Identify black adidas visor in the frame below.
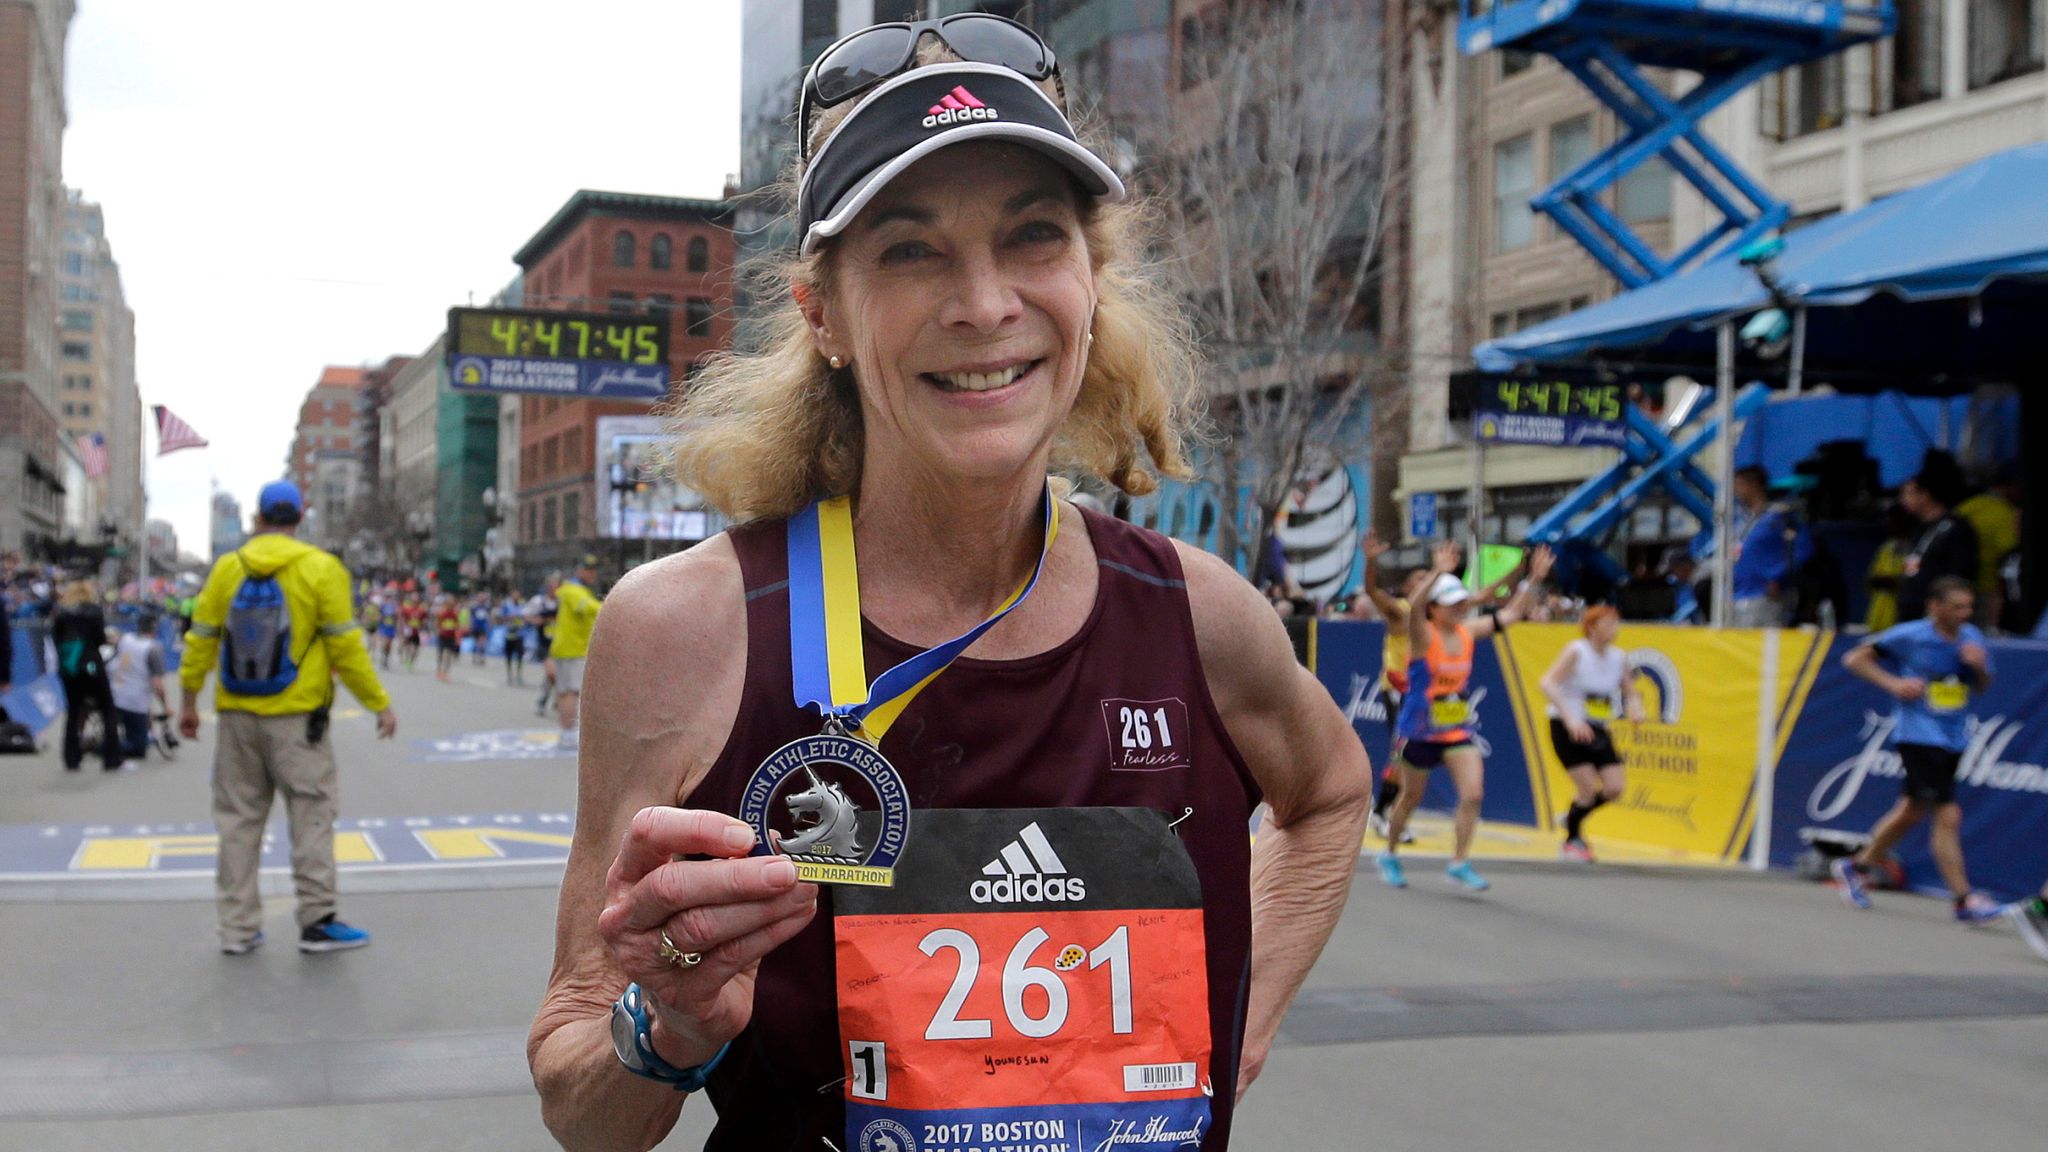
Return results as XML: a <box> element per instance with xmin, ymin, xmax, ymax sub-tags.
<box><xmin>797</xmin><ymin>62</ymin><xmax>1125</xmax><ymax>257</ymax></box>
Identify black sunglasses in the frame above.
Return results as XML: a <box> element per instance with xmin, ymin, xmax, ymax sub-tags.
<box><xmin>798</xmin><ymin>14</ymin><xmax>1060</xmax><ymax>161</ymax></box>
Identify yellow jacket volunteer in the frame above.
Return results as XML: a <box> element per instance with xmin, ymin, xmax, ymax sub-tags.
<box><xmin>181</xmin><ymin>533</ymin><xmax>390</xmax><ymax>715</ymax></box>
<box><xmin>550</xmin><ymin>577</ymin><xmax>601</xmax><ymax>661</ymax></box>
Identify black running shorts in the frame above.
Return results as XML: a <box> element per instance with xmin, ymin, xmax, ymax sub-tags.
<box><xmin>1400</xmin><ymin>738</ymin><xmax>1475</xmax><ymax>771</ymax></box>
<box><xmin>1549</xmin><ymin>718</ymin><xmax>1621</xmax><ymax>769</ymax></box>
<box><xmin>1897</xmin><ymin>742</ymin><xmax>1962</xmax><ymax>806</ymax></box>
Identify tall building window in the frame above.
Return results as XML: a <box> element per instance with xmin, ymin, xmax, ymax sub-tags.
<box><xmin>62</xmin><ymin>252</ymin><xmax>85</xmax><ymax>276</ymax></box>
<box><xmin>1493</xmin><ymin>134</ymin><xmax>1536</xmax><ymax>252</ymax></box>
<box><xmin>1548</xmin><ymin>116</ymin><xmax>1594</xmax><ymax>186</ymax></box>
<box><xmin>525</xmin><ymin>502</ymin><xmax>537</xmax><ymax>543</ymax></box>
<box><xmin>543</xmin><ymin>497</ymin><xmax>558</xmax><ymax>541</ymax></box>
<box><xmin>62</xmin><ymin>342</ymin><xmax>90</xmax><ymax>360</ymax></box>
<box><xmin>685</xmin><ymin>297</ymin><xmax>714</xmax><ymax>337</ymax></box>
<box><xmin>543</xmin><ymin>435</ymin><xmax>560</xmax><ymax>477</ymax></box>
<box><xmin>687</xmin><ymin>235</ymin><xmax>709</xmax><ymax>273</ymax></box>
<box><xmin>564</xmin><ymin>492</ymin><xmax>581</xmax><ymax>538</ymax></box>
<box><xmin>612</xmin><ymin>230</ymin><xmax>636</xmax><ymax>268</ymax></box>
<box><xmin>609</xmin><ymin>291</ymin><xmax>635</xmax><ymax>314</ymax></box>
<box><xmin>651</xmin><ymin>293</ymin><xmax>674</xmax><ymax>313</ymax></box>
<box><xmin>650</xmin><ymin>233</ymin><xmax>673</xmax><ymax>270</ymax></box>
<box><xmin>1971</xmin><ymin>0</ymin><xmax>2045</xmax><ymax>88</ymax></box>
<box><xmin>79</xmin><ymin>402</ymin><xmax>92</xmax><ymax>417</ymax></box>
<box><xmin>62</xmin><ymin>310</ymin><xmax>92</xmax><ymax>330</ymax></box>
<box><xmin>1617</xmin><ymin>157</ymin><xmax>1673</xmax><ymax>223</ymax></box>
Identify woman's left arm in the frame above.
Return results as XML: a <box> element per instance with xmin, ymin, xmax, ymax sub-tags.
<box><xmin>1176</xmin><ymin>544</ymin><xmax>1372</xmax><ymax>1102</ymax></box>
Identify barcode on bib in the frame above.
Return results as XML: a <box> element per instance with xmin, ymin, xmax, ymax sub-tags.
<box><xmin>1123</xmin><ymin>1062</ymin><xmax>1197</xmax><ymax>1092</ymax></box>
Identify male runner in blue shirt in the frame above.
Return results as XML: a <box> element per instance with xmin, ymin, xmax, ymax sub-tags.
<box><xmin>1832</xmin><ymin>576</ymin><xmax>2003</xmax><ymax>922</ymax></box>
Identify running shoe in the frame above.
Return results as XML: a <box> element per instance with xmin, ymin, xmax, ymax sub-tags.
<box><xmin>299</xmin><ymin>916</ymin><xmax>371</xmax><ymax>953</ymax></box>
<box><xmin>1367</xmin><ymin>811</ymin><xmax>1389</xmax><ymax>839</ymax></box>
<box><xmin>1830</xmin><ymin>857</ymin><xmax>1872</xmax><ymax>909</ymax></box>
<box><xmin>1445</xmin><ymin>860</ymin><xmax>1490</xmax><ymax>892</ymax></box>
<box><xmin>1377</xmin><ymin>853</ymin><xmax>1407</xmax><ymax>889</ymax></box>
<box><xmin>1559</xmin><ymin>839</ymin><xmax>1595</xmax><ymax>864</ymax></box>
<box><xmin>2007</xmin><ymin>899</ymin><xmax>2048</xmax><ymax>963</ymax></box>
<box><xmin>1953</xmin><ymin>892</ymin><xmax>2003</xmax><ymax>925</ymax></box>
<box><xmin>221</xmin><ymin>931</ymin><xmax>264</xmax><ymax>956</ymax></box>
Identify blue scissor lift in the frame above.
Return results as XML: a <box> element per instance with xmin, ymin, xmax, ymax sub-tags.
<box><xmin>1458</xmin><ymin>0</ymin><xmax>1893</xmax><ymax>571</ymax></box>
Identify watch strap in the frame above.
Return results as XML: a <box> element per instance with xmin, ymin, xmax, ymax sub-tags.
<box><xmin>615</xmin><ymin>982</ymin><xmax>730</xmax><ymax>1092</ymax></box>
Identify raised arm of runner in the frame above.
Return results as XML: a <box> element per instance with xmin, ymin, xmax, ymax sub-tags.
<box><xmin>1176</xmin><ymin>542</ymin><xmax>1372</xmax><ymax>1101</ymax></box>
<box><xmin>1473</xmin><ymin>544</ymin><xmax>1554</xmax><ymax>637</ymax></box>
<box><xmin>1361</xmin><ymin>532</ymin><xmax>1407</xmax><ymax>625</ymax></box>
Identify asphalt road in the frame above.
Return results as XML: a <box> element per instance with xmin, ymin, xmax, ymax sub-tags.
<box><xmin>0</xmin><ymin>653</ymin><xmax>2040</xmax><ymax>1151</ymax></box>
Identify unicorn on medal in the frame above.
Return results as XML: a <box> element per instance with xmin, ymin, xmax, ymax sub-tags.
<box><xmin>777</xmin><ymin>764</ymin><xmax>864</xmax><ymax>859</ymax></box>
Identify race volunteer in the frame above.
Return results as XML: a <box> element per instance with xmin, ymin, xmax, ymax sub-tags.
<box><xmin>548</xmin><ymin>555</ymin><xmax>603</xmax><ymax>751</ymax></box>
<box><xmin>529</xmin><ymin>21</ymin><xmax>1370</xmax><ymax>1151</ymax></box>
<box><xmin>180</xmin><ymin>480</ymin><xmax>397</xmax><ymax>955</ymax></box>
<box><xmin>1831</xmin><ymin>575</ymin><xmax>2003</xmax><ymax>922</ymax></box>
<box><xmin>1380</xmin><ymin>540</ymin><xmax>1551</xmax><ymax>893</ymax></box>
<box><xmin>1539</xmin><ymin>605</ymin><xmax>1641</xmax><ymax>863</ymax></box>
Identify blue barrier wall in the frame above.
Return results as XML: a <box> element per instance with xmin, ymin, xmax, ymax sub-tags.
<box><xmin>1771</xmin><ymin>634</ymin><xmax>2048</xmax><ymax>902</ymax></box>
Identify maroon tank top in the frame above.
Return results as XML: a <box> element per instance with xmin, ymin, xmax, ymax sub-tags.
<box><xmin>690</xmin><ymin>507</ymin><xmax>1262</xmax><ymax>1150</ymax></box>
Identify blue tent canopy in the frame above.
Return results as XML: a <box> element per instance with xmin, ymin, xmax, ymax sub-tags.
<box><xmin>1475</xmin><ymin>142</ymin><xmax>2048</xmax><ymax>387</ymax></box>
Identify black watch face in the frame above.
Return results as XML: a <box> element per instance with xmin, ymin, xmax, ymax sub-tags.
<box><xmin>610</xmin><ymin>1000</ymin><xmax>646</xmax><ymax>1072</ymax></box>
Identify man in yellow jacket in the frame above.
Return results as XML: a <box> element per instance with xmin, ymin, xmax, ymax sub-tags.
<box><xmin>180</xmin><ymin>481</ymin><xmax>397</xmax><ymax>956</ymax></box>
<box><xmin>547</xmin><ymin>554</ymin><xmax>603</xmax><ymax>752</ymax></box>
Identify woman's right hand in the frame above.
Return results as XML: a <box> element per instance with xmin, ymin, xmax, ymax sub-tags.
<box><xmin>596</xmin><ymin>807</ymin><xmax>819</xmax><ymax>1066</ymax></box>
<box><xmin>1565</xmin><ymin>718</ymin><xmax>1596</xmax><ymax>744</ymax></box>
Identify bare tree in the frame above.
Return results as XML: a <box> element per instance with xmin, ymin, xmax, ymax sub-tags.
<box><xmin>1160</xmin><ymin>0</ymin><xmax>1397</xmax><ymax>584</ymax></box>
<box><xmin>335</xmin><ymin>471</ymin><xmax>435</xmax><ymax>577</ymax></box>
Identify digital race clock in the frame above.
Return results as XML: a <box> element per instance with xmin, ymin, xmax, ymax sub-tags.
<box><xmin>446</xmin><ymin>307</ymin><xmax>672</xmax><ymax>399</ymax></box>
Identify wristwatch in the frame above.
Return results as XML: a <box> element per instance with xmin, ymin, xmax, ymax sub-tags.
<box><xmin>609</xmin><ymin>983</ymin><xmax>729</xmax><ymax>1092</ymax></box>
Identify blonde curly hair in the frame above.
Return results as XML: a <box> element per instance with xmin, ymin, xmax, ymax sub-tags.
<box><xmin>667</xmin><ymin>42</ymin><xmax>1202</xmax><ymax>523</ymax></box>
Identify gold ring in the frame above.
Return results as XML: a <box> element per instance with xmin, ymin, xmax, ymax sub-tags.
<box><xmin>657</xmin><ymin>930</ymin><xmax>703</xmax><ymax>968</ymax></box>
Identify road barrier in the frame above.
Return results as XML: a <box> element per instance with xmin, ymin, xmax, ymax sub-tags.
<box><xmin>1312</xmin><ymin>620</ymin><xmax>2048</xmax><ymax>898</ymax></box>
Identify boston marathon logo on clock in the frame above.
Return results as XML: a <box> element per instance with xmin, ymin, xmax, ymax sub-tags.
<box><xmin>739</xmin><ymin>730</ymin><xmax>911</xmax><ymax>887</ymax></box>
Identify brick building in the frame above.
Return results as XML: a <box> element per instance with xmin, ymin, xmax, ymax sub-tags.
<box><xmin>510</xmin><ymin>191</ymin><xmax>735</xmax><ymax>586</ymax></box>
<box><xmin>285</xmin><ymin>366</ymin><xmax>367</xmax><ymax>548</ymax></box>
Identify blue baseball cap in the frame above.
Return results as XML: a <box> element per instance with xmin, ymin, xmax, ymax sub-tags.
<box><xmin>258</xmin><ymin>480</ymin><xmax>304</xmax><ymax>519</ymax></box>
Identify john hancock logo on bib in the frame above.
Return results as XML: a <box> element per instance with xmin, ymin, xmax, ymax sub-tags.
<box><xmin>1101</xmin><ymin>698</ymin><xmax>1192</xmax><ymax>773</ymax></box>
<box><xmin>741</xmin><ymin>731</ymin><xmax>910</xmax><ymax>887</ymax></box>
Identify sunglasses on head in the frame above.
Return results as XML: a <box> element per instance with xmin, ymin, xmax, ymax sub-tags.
<box><xmin>798</xmin><ymin>14</ymin><xmax>1060</xmax><ymax>161</ymax></box>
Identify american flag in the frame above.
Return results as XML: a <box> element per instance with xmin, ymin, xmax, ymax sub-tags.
<box><xmin>76</xmin><ymin>432</ymin><xmax>109</xmax><ymax>479</ymax></box>
<box><xmin>152</xmin><ymin>404</ymin><xmax>209</xmax><ymax>455</ymax></box>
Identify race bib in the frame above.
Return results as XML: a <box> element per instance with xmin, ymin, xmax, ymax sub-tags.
<box><xmin>1584</xmin><ymin>696</ymin><xmax>1615</xmax><ymax>722</ymax></box>
<box><xmin>834</xmin><ymin>807</ymin><xmax>1214</xmax><ymax>1152</ymax></box>
<box><xmin>1926</xmin><ymin>679</ymin><xmax>1968</xmax><ymax>713</ymax></box>
<box><xmin>1429</xmin><ymin>695</ymin><xmax>1472</xmax><ymax>729</ymax></box>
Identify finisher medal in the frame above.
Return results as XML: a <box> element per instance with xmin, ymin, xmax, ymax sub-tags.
<box><xmin>746</xmin><ymin>485</ymin><xmax>1059</xmax><ymax>886</ymax></box>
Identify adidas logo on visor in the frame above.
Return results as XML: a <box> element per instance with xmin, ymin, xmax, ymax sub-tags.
<box><xmin>969</xmin><ymin>821</ymin><xmax>1087</xmax><ymax>904</ymax></box>
<box><xmin>923</xmin><ymin>84</ymin><xmax>999</xmax><ymax>129</ymax></box>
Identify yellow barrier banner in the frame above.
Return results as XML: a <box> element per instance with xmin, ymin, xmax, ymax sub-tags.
<box><xmin>1496</xmin><ymin>623</ymin><xmax>1827</xmax><ymax>862</ymax></box>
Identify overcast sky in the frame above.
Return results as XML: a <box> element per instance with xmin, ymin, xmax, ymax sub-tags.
<box><xmin>62</xmin><ymin>0</ymin><xmax>743</xmax><ymax>555</ymax></box>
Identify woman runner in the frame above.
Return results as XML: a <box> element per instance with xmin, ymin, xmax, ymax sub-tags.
<box><xmin>1380</xmin><ymin>541</ymin><xmax>1551</xmax><ymax>892</ymax></box>
<box><xmin>1539</xmin><ymin>605</ymin><xmax>1640</xmax><ymax>862</ymax></box>
<box><xmin>528</xmin><ymin>21</ymin><xmax>1370</xmax><ymax>1148</ymax></box>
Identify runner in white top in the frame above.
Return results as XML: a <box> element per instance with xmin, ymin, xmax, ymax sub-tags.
<box><xmin>1538</xmin><ymin>605</ymin><xmax>1641</xmax><ymax>862</ymax></box>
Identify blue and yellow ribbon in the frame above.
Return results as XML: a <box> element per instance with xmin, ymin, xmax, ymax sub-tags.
<box><xmin>787</xmin><ymin>485</ymin><xmax>1058</xmax><ymax>744</ymax></box>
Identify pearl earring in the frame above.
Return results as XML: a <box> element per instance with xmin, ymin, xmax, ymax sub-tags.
<box><xmin>828</xmin><ymin>355</ymin><xmax>845</xmax><ymax>370</ymax></box>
